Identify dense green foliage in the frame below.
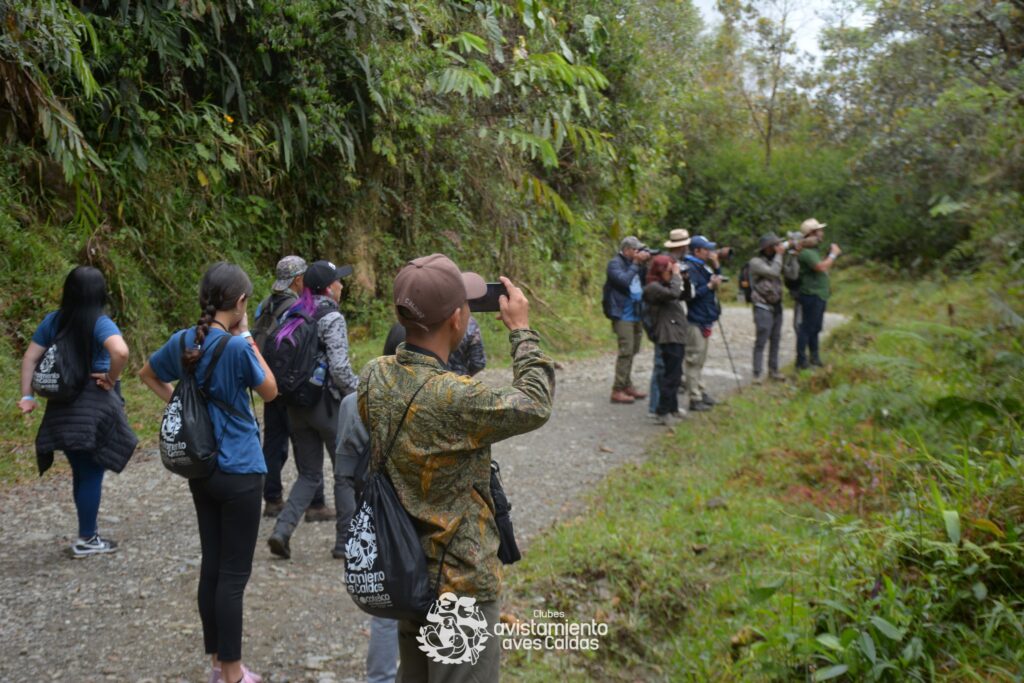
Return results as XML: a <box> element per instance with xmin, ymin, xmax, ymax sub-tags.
<box><xmin>670</xmin><ymin>0</ymin><xmax>1024</xmax><ymax>266</ymax></box>
<box><xmin>1</xmin><ymin>0</ymin><xmax>687</xmax><ymax>362</ymax></box>
<box><xmin>2</xmin><ymin>0</ymin><xmax>1021</xmax><ymax>363</ymax></box>
<box><xmin>506</xmin><ymin>268</ymin><xmax>1024</xmax><ymax>681</ymax></box>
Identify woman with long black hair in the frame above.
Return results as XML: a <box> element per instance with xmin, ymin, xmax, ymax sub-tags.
<box><xmin>139</xmin><ymin>262</ymin><xmax>277</xmax><ymax>683</ymax></box>
<box><xmin>18</xmin><ymin>266</ymin><xmax>133</xmax><ymax>557</ymax></box>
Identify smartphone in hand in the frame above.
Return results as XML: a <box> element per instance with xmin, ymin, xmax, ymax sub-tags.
<box><xmin>469</xmin><ymin>282</ymin><xmax>509</xmax><ymax>312</ymax></box>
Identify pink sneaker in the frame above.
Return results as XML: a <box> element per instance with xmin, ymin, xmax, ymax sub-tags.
<box><xmin>217</xmin><ymin>664</ymin><xmax>261</xmax><ymax>683</ymax></box>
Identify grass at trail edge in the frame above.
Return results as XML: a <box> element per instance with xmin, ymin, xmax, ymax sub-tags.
<box><xmin>503</xmin><ymin>267</ymin><xmax>1024</xmax><ymax>682</ymax></box>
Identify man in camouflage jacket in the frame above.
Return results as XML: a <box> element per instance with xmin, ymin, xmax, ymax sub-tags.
<box><xmin>355</xmin><ymin>254</ymin><xmax>554</xmax><ymax>682</ymax></box>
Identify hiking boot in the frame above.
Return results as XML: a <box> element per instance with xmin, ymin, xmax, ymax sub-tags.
<box><xmin>625</xmin><ymin>386</ymin><xmax>648</xmax><ymax>400</ymax></box>
<box><xmin>689</xmin><ymin>401</ymin><xmax>712</xmax><ymax>412</ymax></box>
<box><xmin>796</xmin><ymin>358</ymin><xmax>810</xmax><ymax>370</ymax></box>
<box><xmin>267</xmin><ymin>531</ymin><xmax>291</xmax><ymax>559</ymax></box>
<box><xmin>671</xmin><ymin>410</ymin><xmax>687</xmax><ymax>419</ymax></box>
<box><xmin>752</xmin><ymin>374</ymin><xmax>764</xmax><ymax>385</ymax></box>
<box><xmin>71</xmin><ymin>535</ymin><xmax>118</xmax><ymax>558</ymax></box>
<box><xmin>262</xmin><ymin>500</ymin><xmax>284</xmax><ymax>518</ymax></box>
<box><xmin>305</xmin><ymin>504</ymin><xmax>335</xmax><ymax>523</ymax></box>
<box><xmin>610</xmin><ymin>390</ymin><xmax>635</xmax><ymax>404</ymax></box>
<box><xmin>770</xmin><ymin>371</ymin><xmax>787</xmax><ymax>382</ymax></box>
<box><xmin>701</xmin><ymin>393</ymin><xmax>717</xmax><ymax>406</ymax></box>
<box><xmin>810</xmin><ymin>356</ymin><xmax>824</xmax><ymax>368</ymax></box>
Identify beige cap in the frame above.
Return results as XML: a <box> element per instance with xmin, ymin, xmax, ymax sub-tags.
<box><xmin>800</xmin><ymin>218</ymin><xmax>827</xmax><ymax>236</ymax></box>
<box><xmin>664</xmin><ymin>229</ymin><xmax>691</xmax><ymax>249</ymax></box>
<box><xmin>393</xmin><ymin>254</ymin><xmax>486</xmax><ymax>329</ymax></box>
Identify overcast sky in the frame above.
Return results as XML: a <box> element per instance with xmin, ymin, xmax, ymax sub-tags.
<box><xmin>689</xmin><ymin>0</ymin><xmax>863</xmax><ymax>60</ymax></box>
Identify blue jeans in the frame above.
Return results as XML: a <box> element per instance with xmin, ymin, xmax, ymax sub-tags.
<box><xmin>648</xmin><ymin>344</ymin><xmax>664</xmax><ymax>413</ymax></box>
<box><xmin>66</xmin><ymin>451</ymin><xmax>105</xmax><ymax>539</ymax></box>
<box><xmin>368</xmin><ymin>617</ymin><xmax>399</xmax><ymax>683</ymax></box>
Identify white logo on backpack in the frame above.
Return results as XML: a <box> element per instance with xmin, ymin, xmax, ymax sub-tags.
<box><xmin>161</xmin><ymin>396</ymin><xmax>183</xmax><ymax>446</ymax></box>
<box><xmin>345</xmin><ymin>501</ymin><xmax>378</xmax><ymax>571</ymax></box>
<box><xmin>38</xmin><ymin>346</ymin><xmax>57</xmax><ymax>374</ymax></box>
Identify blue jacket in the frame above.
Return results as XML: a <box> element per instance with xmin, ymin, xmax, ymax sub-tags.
<box><xmin>604</xmin><ymin>253</ymin><xmax>642</xmax><ymax>321</ymax></box>
<box><xmin>684</xmin><ymin>255</ymin><xmax>721</xmax><ymax>327</ymax></box>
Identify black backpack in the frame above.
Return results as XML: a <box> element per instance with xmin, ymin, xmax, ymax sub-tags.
<box><xmin>784</xmin><ymin>253</ymin><xmax>801</xmax><ymax>293</ymax></box>
<box><xmin>251</xmin><ymin>294</ymin><xmax>295</xmax><ymax>351</ymax></box>
<box><xmin>739</xmin><ymin>262</ymin><xmax>753</xmax><ymax>304</ymax></box>
<box><xmin>159</xmin><ymin>334</ymin><xmax>251</xmax><ymax>479</ymax></box>
<box><xmin>640</xmin><ymin>300</ymin><xmax>657</xmax><ymax>342</ymax></box>
<box><xmin>32</xmin><ymin>330</ymin><xmax>87</xmax><ymax>402</ymax></box>
<box><xmin>261</xmin><ymin>306</ymin><xmax>332</xmax><ymax>407</ymax></box>
<box><xmin>345</xmin><ymin>377</ymin><xmax>438</xmax><ymax>621</ymax></box>
<box><xmin>601</xmin><ymin>279</ymin><xmax>615</xmax><ymax>320</ymax></box>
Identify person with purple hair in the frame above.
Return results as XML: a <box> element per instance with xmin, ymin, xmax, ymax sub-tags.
<box><xmin>267</xmin><ymin>260</ymin><xmax>358</xmax><ymax>559</ymax></box>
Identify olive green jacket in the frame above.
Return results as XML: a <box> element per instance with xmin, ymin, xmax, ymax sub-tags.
<box><xmin>357</xmin><ymin>328</ymin><xmax>555</xmax><ymax>602</ymax></box>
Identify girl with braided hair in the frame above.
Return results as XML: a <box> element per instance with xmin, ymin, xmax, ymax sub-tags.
<box><xmin>140</xmin><ymin>262</ymin><xmax>277</xmax><ymax>683</ymax></box>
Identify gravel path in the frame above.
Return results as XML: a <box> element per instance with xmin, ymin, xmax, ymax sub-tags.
<box><xmin>0</xmin><ymin>306</ymin><xmax>843</xmax><ymax>683</ymax></box>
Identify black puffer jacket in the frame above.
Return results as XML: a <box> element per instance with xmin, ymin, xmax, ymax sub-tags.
<box><xmin>35</xmin><ymin>382</ymin><xmax>139</xmax><ymax>475</ymax></box>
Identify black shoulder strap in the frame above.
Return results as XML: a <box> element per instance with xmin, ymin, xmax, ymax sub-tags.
<box><xmin>313</xmin><ymin>300</ymin><xmax>339</xmax><ymax>322</ymax></box>
<box><xmin>368</xmin><ymin>370</ymin><xmax>434</xmax><ymax>474</ymax></box>
<box><xmin>201</xmin><ymin>335</ymin><xmax>232</xmax><ymax>387</ymax></box>
<box><xmin>197</xmin><ymin>333</ymin><xmax>251</xmax><ymax>421</ymax></box>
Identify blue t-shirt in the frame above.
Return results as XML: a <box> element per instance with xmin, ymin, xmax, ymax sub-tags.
<box><xmin>620</xmin><ymin>274</ymin><xmax>643</xmax><ymax>322</ymax></box>
<box><xmin>149</xmin><ymin>328</ymin><xmax>267</xmax><ymax>474</ymax></box>
<box><xmin>32</xmin><ymin>311</ymin><xmax>121</xmax><ymax>373</ymax></box>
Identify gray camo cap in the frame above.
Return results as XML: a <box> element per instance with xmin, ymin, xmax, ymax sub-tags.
<box><xmin>620</xmin><ymin>235</ymin><xmax>646</xmax><ymax>252</ymax></box>
<box><xmin>272</xmin><ymin>255</ymin><xmax>307</xmax><ymax>293</ymax></box>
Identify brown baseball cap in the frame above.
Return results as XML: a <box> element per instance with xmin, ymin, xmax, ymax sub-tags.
<box><xmin>393</xmin><ymin>253</ymin><xmax>486</xmax><ymax>327</ymax></box>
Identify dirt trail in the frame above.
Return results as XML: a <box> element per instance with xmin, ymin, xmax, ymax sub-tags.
<box><xmin>0</xmin><ymin>306</ymin><xmax>843</xmax><ymax>683</ymax></box>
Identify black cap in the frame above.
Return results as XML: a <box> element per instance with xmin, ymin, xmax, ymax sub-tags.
<box><xmin>304</xmin><ymin>260</ymin><xmax>354</xmax><ymax>291</ymax></box>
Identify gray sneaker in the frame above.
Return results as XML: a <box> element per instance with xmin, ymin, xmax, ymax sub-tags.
<box><xmin>71</xmin><ymin>535</ymin><xmax>118</xmax><ymax>558</ymax></box>
<box><xmin>655</xmin><ymin>413</ymin><xmax>680</xmax><ymax>428</ymax></box>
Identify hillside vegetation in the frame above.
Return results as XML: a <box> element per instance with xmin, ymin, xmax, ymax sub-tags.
<box><xmin>2</xmin><ymin>0</ymin><xmax>1020</xmax><ymax>368</ymax></box>
<box><xmin>506</xmin><ymin>267</ymin><xmax>1024</xmax><ymax>681</ymax></box>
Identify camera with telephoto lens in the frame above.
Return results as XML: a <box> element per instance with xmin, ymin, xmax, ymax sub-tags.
<box><xmin>780</xmin><ymin>231</ymin><xmax>804</xmax><ymax>252</ymax></box>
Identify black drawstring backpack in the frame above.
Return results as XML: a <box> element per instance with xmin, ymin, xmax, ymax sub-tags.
<box><xmin>159</xmin><ymin>333</ymin><xmax>251</xmax><ymax>479</ymax></box>
<box><xmin>32</xmin><ymin>330</ymin><xmax>87</xmax><ymax>402</ymax></box>
<box><xmin>345</xmin><ymin>377</ymin><xmax>440</xmax><ymax>621</ymax></box>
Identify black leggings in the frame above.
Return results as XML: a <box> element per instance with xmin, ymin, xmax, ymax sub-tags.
<box><xmin>188</xmin><ymin>470</ymin><xmax>264</xmax><ymax>662</ymax></box>
<box><xmin>657</xmin><ymin>342</ymin><xmax>685</xmax><ymax>415</ymax></box>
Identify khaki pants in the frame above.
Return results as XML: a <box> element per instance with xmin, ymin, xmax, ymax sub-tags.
<box><xmin>684</xmin><ymin>322</ymin><xmax>709</xmax><ymax>404</ymax></box>
<box><xmin>397</xmin><ymin>600</ymin><xmax>501</xmax><ymax>683</ymax></box>
<box><xmin>612</xmin><ymin>319</ymin><xmax>643</xmax><ymax>391</ymax></box>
